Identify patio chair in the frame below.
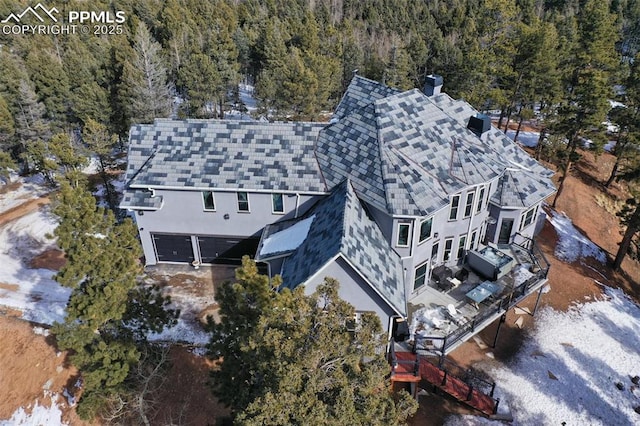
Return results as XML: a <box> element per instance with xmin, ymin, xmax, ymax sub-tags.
<box><xmin>454</xmin><ymin>267</ymin><xmax>469</xmax><ymax>283</ymax></box>
<box><xmin>444</xmin><ymin>304</ymin><xmax>465</xmax><ymax>326</ymax></box>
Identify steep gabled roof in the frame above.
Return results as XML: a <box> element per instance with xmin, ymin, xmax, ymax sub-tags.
<box><xmin>490</xmin><ymin>168</ymin><xmax>557</xmax><ymax>208</ymax></box>
<box><xmin>317</xmin><ymin>85</ymin><xmax>556</xmax><ymax>216</ymax></box>
<box><xmin>126</xmin><ymin>119</ymin><xmax>327</xmax><ymax>192</ymax></box>
<box><xmin>333</xmin><ymin>75</ymin><xmax>401</xmax><ymax>119</ymax></box>
<box><xmin>276</xmin><ymin>180</ymin><xmax>406</xmax><ymax>316</ymax></box>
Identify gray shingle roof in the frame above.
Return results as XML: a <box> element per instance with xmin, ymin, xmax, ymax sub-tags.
<box><xmin>333</xmin><ymin>75</ymin><xmax>400</xmax><ymax>119</ymax></box>
<box><xmin>490</xmin><ymin>169</ymin><xmax>557</xmax><ymax>208</ymax></box>
<box><xmin>279</xmin><ymin>180</ymin><xmax>406</xmax><ymax>316</ymax></box>
<box><xmin>317</xmin><ymin>86</ymin><xmax>555</xmax><ymax>216</ymax></box>
<box><xmin>127</xmin><ymin>119</ymin><xmax>327</xmax><ymax>192</ymax></box>
<box><xmin>120</xmin><ymin>188</ymin><xmax>163</xmax><ymax>210</ymax></box>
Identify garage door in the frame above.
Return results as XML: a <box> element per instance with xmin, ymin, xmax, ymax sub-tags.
<box><xmin>198</xmin><ymin>236</ymin><xmax>260</xmax><ymax>264</ymax></box>
<box><xmin>152</xmin><ymin>234</ymin><xmax>194</xmax><ymax>263</ymax></box>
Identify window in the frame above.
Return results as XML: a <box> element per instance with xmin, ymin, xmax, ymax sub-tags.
<box><xmin>470</xmin><ymin>230</ymin><xmax>478</xmax><ymax>250</ymax></box>
<box><xmin>449</xmin><ymin>195</ymin><xmax>460</xmax><ymax>220</ymax></box>
<box><xmin>202</xmin><ymin>191</ymin><xmax>215</xmax><ymax>211</ymax></box>
<box><xmin>431</xmin><ymin>241</ymin><xmax>439</xmax><ymax>261</ymax></box>
<box><xmin>414</xmin><ymin>263</ymin><xmax>428</xmax><ymax>290</ymax></box>
<box><xmin>464</xmin><ymin>192</ymin><xmax>474</xmax><ymax>217</ymax></box>
<box><xmin>476</xmin><ymin>187</ymin><xmax>485</xmax><ymax>213</ymax></box>
<box><xmin>272</xmin><ymin>193</ymin><xmax>284</xmax><ymax>214</ymax></box>
<box><xmin>397</xmin><ymin>223</ymin><xmax>411</xmax><ymax>247</ymax></box>
<box><xmin>237</xmin><ymin>192</ymin><xmax>250</xmax><ymax>212</ymax></box>
<box><xmin>457</xmin><ymin>235</ymin><xmax>467</xmax><ymax>259</ymax></box>
<box><xmin>443</xmin><ymin>238</ymin><xmax>453</xmax><ymax>261</ymax></box>
<box><xmin>520</xmin><ymin>205</ymin><xmax>539</xmax><ymax>230</ymax></box>
<box><xmin>419</xmin><ymin>217</ymin><xmax>433</xmax><ymax>243</ymax></box>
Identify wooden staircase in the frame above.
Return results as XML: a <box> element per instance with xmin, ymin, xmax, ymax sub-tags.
<box><xmin>390</xmin><ymin>349</ymin><xmax>498</xmax><ymax>416</ymax></box>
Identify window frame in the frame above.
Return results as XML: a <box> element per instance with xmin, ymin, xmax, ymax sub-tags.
<box><xmin>464</xmin><ymin>192</ymin><xmax>474</xmax><ymax>218</ymax></box>
<box><xmin>396</xmin><ymin>223</ymin><xmax>411</xmax><ymax>247</ymax></box>
<box><xmin>237</xmin><ymin>191</ymin><xmax>250</xmax><ymax>212</ymax></box>
<box><xmin>470</xmin><ymin>230</ymin><xmax>478</xmax><ymax>251</ymax></box>
<box><xmin>476</xmin><ymin>187</ymin><xmax>485</xmax><ymax>213</ymax></box>
<box><xmin>457</xmin><ymin>235</ymin><xmax>467</xmax><ymax>259</ymax></box>
<box><xmin>271</xmin><ymin>193</ymin><xmax>285</xmax><ymax>214</ymax></box>
<box><xmin>414</xmin><ymin>262</ymin><xmax>428</xmax><ymax>291</ymax></box>
<box><xmin>431</xmin><ymin>241</ymin><xmax>440</xmax><ymax>262</ymax></box>
<box><xmin>443</xmin><ymin>238</ymin><xmax>453</xmax><ymax>261</ymax></box>
<box><xmin>418</xmin><ymin>217</ymin><xmax>433</xmax><ymax>244</ymax></box>
<box><xmin>202</xmin><ymin>191</ymin><xmax>216</xmax><ymax>211</ymax></box>
<box><xmin>519</xmin><ymin>205</ymin><xmax>539</xmax><ymax>231</ymax></box>
<box><xmin>449</xmin><ymin>195</ymin><xmax>460</xmax><ymax>221</ymax></box>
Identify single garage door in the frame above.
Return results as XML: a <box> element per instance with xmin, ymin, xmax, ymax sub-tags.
<box><xmin>152</xmin><ymin>234</ymin><xmax>194</xmax><ymax>263</ymax></box>
<box><xmin>198</xmin><ymin>236</ymin><xmax>260</xmax><ymax>264</ymax></box>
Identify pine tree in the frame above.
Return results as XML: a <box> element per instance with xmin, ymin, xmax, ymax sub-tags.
<box><xmin>123</xmin><ymin>22</ymin><xmax>172</xmax><ymax>124</ymax></box>
<box><xmin>82</xmin><ymin>118</ymin><xmax>119</xmax><ymax>210</ymax></box>
<box><xmin>208</xmin><ymin>257</ymin><xmax>417</xmax><ymax>424</ymax></box>
<box><xmin>51</xmin><ymin>182</ymin><xmax>178</xmax><ymax>419</ymax></box>
<box><xmin>0</xmin><ymin>94</ymin><xmax>15</xmax><ymax>150</ymax></box>
<box><xmin>551</xmin><ymin>0</ymin><xmax>618</xmax><ymax>207</ymax></box>
<box><xmin>606</xmin><ymin>53</ymin><xmax>640</xmax><ymax>187</ymax></box>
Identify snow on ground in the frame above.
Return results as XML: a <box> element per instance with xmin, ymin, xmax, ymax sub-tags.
<box><xmin>0</xmin><ymin>175</ymin><xmax>50</xmax><ymax>215</ymax></box>
<box><xmin>506</xmin><ymin>130</ymin><xmax>539</xmax><ymax>148</ymax></box>
<box><xmin>447</xmin><ymin>287</ymin><xmax>640</xmax><ymax>425</ymax></box>
<box><xmin>0</xmin><ymin>394</ymin><xmax>67</xmax><ymax>426</ymax></box>
<box><xmin>546</xmin><ymin>210</ymin><xmax>607</xmax><ymax>264</ymax></box>
<box><xmin>0</xmin><ymin>208</ymin><xmax>70</xmax><ymax>324</ymax></box>
<box><xmin>0</xmin><ymin>177</ymin><xmax>209</xmax><ymax>346</ymax></box>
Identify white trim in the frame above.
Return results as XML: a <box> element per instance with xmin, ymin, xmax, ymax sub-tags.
<box><xmin>130</xmin><ymin>183</ymin><xmax>328</xmax><ymax>196</ymax></box>
<box><xmin>202</xmin><ymin>190</ymin><xmax>216</xmax><ymax>211</ymax></box>
<box><xmin>122</xmin><ymin>205</ymin><xmax>161</xmax><ymax>211</ymax></box>
<box><xmin>443</xmin><ymin>237</ymin><xmax>454</xmax><ymax>262</ymax></box>
<box><xmin>237</xmin><ymin>191</ymin><xmax>250</xmax><ymax>212</ymax></box>
<box><xmin>448</xmin><ymin>195</ymin><xmax>460</xmax><ymax>221</ymax></box>
<box><xmin>418</xmin><ymin>217</ymin><xmax>433</xmax><ymax>245</ymax></box>
<box><xmin>463</xmin><ymin>191</ymin><xmax>474</xmax><ymax>218</ymax></box>
<box><xmin>396</xmin><ymin>222</ymin><xmax>411</xmax><ymax>248</ymax></box>
<box><xmin>413</xmin><ymin>260</ymin><xmax>429</xmax><ymax>292</ymax></box>
<box><xmin>271</xmin><ymin>193</ymin><xmax>285</xmax><ymax>214</ymax></box>
<box><xmin>295</xmin><ymin>254</ymin><xmax>341</xmax><ymax>287</ymax></box>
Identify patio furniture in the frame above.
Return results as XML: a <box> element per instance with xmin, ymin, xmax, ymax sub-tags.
<box><xmin>466</xmin><ymin>280</ymin><xmax>501</xmax><ymax>308</ymax></box>
<box><xmin>432</xmin><ymin>265</ymin><xmax>454</xmax><ymax>291</ymax></box>
<box><xmin>454</xmin><ymin>267</ymin><xmax>469</xmax><ymax>282</ymax></box>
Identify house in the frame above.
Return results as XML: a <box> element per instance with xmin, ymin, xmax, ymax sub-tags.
<box><xmin>121</xmin><ymin>75</ymin><xmax>556</xmax><ymax>353</ymax></box>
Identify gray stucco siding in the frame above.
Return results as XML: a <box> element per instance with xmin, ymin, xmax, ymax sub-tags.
<box><xmin>302</xmin><ymin>256</ymin><xmax>400</xmax><ymax>327</ymax></box>
<box><xmin>133</xmin><ymin>189</ymin><xmax>321</xmax><ymax>265</ymax></box>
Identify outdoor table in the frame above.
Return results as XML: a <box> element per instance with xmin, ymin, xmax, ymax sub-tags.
<box><xmin>466</xmin><ymin>280</ymin><xmax>501</xmax><ymax>307</ymax></box>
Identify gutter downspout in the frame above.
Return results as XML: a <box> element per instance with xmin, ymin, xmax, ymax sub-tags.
<box><xmin>294</xmin><ymin>193</ymin><xmax>301</xmax><ymax>218</ymax></box>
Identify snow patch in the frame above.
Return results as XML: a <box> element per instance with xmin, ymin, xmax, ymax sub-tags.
<box><xmin>0</xmin><ymin>395</ymin><xmax>68</xmax><ymax>426</ymax></box>
<box><xmin>546</xmin><ymin>210</ymin><xmax>606</xmax><ymax>263</ymax></box>
<box><xmin>259</xmin><ymin>216</ymin><xmax>315</xmax><ymax>256</ymax></box>
<box><xmin>506</xmin><ymin>129</ymin><xmax>539</xmax><ymax>148</ymax></box>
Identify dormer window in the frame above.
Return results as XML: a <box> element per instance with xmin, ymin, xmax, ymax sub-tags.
<box><xmin>397</xmin><ymin>223</ymin><xmax>411</xmax><ymax>247</ymax></box>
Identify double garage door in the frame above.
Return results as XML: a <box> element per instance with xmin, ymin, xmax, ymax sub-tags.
<box><xmin>152</xmin><ymin>234</ymin><xmax>259</xmax><ymax>264</ymax></box>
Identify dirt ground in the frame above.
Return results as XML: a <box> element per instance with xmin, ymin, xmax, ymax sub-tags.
<box><xmin>1</xmin><ymin>149</ymin><xmax>639</xmax><ymax>425</ymax></box>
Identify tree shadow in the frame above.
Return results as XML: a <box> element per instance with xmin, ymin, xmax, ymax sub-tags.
<box><xmin>488</xmin><ymin>337</ymin><xmax>635</xmax><ymax>424</ymax></box>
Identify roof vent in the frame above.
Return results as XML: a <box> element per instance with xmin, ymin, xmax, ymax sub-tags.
<box><xmin>467</xmin><ymin>114</ymin><xmax>491</xmax><ymax>135</ymax></box>
<box><xmin>423</xmin><ymin>74</ymin><xmax>443</xmax><ymax>96</ymax></box>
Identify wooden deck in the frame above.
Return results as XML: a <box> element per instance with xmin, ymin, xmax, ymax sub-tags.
<box><xmin>391</xmin><ymin>351</ymin><xmax>497</xmax><ymax>416</ymax></box>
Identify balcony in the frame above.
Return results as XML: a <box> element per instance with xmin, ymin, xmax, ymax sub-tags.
<box><xmin>406</xmin><ymin>236</ymin><xmax>550</xmax><ymax>355</ymax></box>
